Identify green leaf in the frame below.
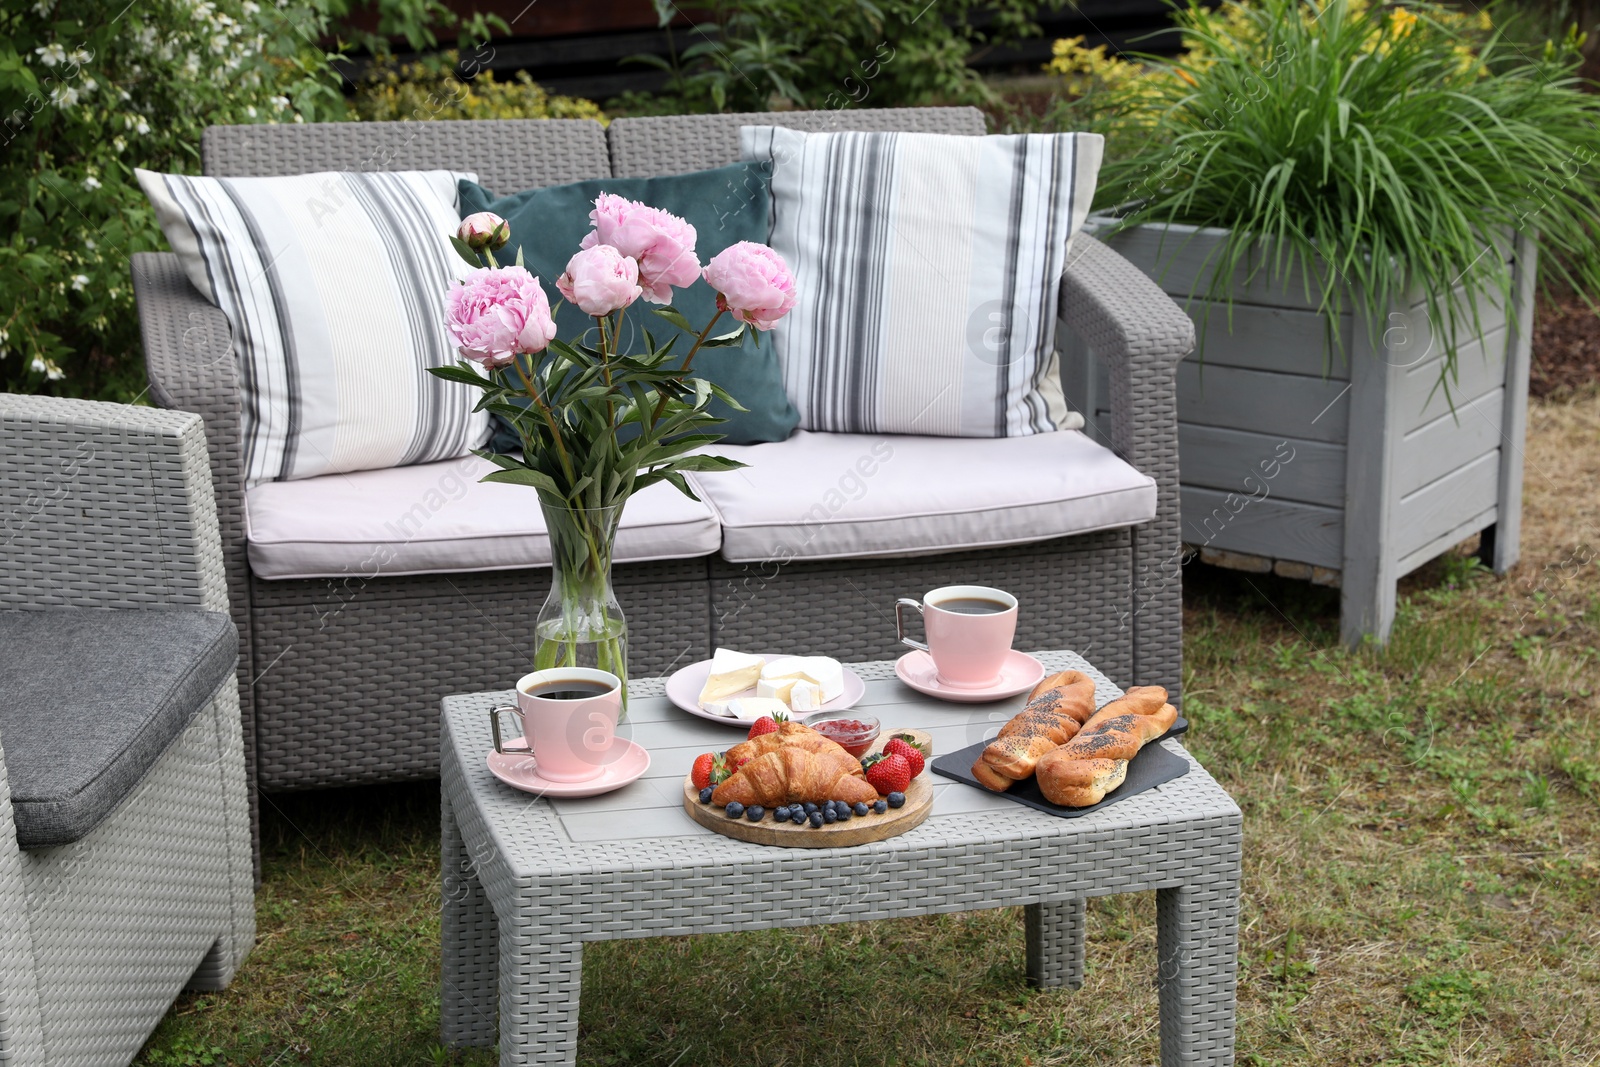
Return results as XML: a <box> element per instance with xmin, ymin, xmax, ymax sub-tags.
<box><xmin>428</xmin><ymin>363</ymin><xmax>490</xmax><ymax>387</ymax></box>
<box><xmin>481</xmin><ymin>467</ymin><xmax>560</xmax><ymax>493</ymax></box>
<box><xmin>697</xmin><ymin>326</ymin><xmax>748</xmax><ymax>349</ymax></box>
<box><xmin>662</xmin><ymin>453</ymin><xmax>745</xmax><ymax>473</ymax></box>
<box><xmin>652</xmin><ymin>306</ymin><xmax>695</xmax><ymax>333</ymax></box>
<box><xmin>449</xmin><ymin>236</ymin><xmax>484</xmax><ymax>268</ymax></box>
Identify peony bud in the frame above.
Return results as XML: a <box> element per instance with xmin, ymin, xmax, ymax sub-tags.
<box><xmin>458</xmin><ymin>211</ymin><xmax>510</xmax><ymax>254</ymax></box>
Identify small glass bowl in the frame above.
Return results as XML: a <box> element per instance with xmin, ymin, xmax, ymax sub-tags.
<box><xmin>801</xmin><ymin>712</ymin><xmax>880</xmax><ymax>758</ymax></box>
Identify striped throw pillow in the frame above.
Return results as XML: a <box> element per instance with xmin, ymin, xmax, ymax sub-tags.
<box><xmin>740</xmin><ymin>127</ymin><xmax>1103</xmax><ymax>438</ymax></box>
<box><xmin>137</xmin><ymin>168</ymin><xmax>490</xmax><ymax>486</ymax></box>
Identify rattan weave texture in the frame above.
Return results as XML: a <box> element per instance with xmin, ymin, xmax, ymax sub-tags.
<box><xmin>1059</xmin><ymin>235</ymin><xmax>1193</xmax><ymax>702</ymax></box>
<box><xmin>134</xmin><ymin>109</ymin><xmax>1189</xmax><ymax>806</ymax></box>
<box><xmin>708</xmin><ymin>530</ymin><xmax>1134</xmax><ymax>685</ymax></box>
<box><xmin>201</xmin><ymin>118</ymin><xmax>611</xmax><ymax>194</ymax></box>
<box><xmin>606</xmin><ymin>106</ymin><xmax>986</xmax><ymax>178</ymax></box>
<box><xmin>0</xmin><ymin>394</ymin><xmax>254</xmax><ymax>1065</ymax></box>
<box><xmin>247</xmin><ymin>564</ymin><xmax>710</xmax><ymax>790</ymax></box>
<box><xmin>439</xmin><ymin>650</ymin><xmax>1239</xmax><ymax>1066</ymax></box>
<box><xmin>132</xmin><ymin>250</ymin><xmax>262</xmax><ymax>856</ymax></box>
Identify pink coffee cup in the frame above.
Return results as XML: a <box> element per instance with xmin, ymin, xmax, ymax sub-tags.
<box><xmin>895</xmin><ymin>585</ymin><xmax>1018</xmax><ymax>689</ymax></box>
<box><xmin>490</xmin><ymin>667</ymin><xmax>622</xmax><ymax>782</ymax></box>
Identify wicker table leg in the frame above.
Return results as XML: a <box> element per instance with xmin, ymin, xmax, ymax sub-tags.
<box><xmin>498</xmin><ymin>918</ymin><xmax>584</xmax><ymax>1067</ymax></box>
<box><xmin>1155</xmin><ymin>879</ymin><xmax>1239</xmax><ymax>1067</ymax></box>
<box><xmin>441</xmin><ymin>792</ymin><xmax>498</xmax><ymax>1049</ymax></box>
<box><xmin>1024</xmin><ymin>898</ymin><xmax>1086</xmax><ymax>989</ymax></box>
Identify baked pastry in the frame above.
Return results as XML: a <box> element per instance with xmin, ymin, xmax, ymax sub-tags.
<box><xmin>711</xmin><ymin>744</ymin><xmax>878</xmax><ymax>807</ymax></box>
<box><xmin>972</xmin><ymin>669</ymin><xmax>1098</xmax><ymax>790</ymax></box>
<box><xmin>725</xmin><ymin>720</ymin><xmax>852</xmax><ymax>766</ymax></box>
<box><xmin>1034</xmin><ymin>699</ymin><xmax>1176</xmax><ymax>807</ymax></box>
<box><xmin>1053</xmin><ymin>699</ymin><xmax>1176</xmax><ymax>763</ymax></box>
<box><xmin>1036</xmin><ymin>757</ymin><xmax>1128</xmax><ymax>807</ymax></box>
<box><xmin>1024</xmin><ymin>670</ymin><xmax>1100</xmax><ymax>724</ymax></box>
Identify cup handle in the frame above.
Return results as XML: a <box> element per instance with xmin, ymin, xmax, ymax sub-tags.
<box><xmin>489</xmin><ymin>704</ymin><xmax>533</xmax><ymax>755</ymax></box>
<box><xmin>895</xmin><ymin>598</ymin><xmax>930</xmax><ymax>653</ymax></box>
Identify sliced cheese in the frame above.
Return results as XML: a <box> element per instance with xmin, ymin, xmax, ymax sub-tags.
<box><xmin>760</xmin><ymin>655</ymin><xmax>845</xmax><ymax>703</ymax></box>
<box><xmin>698</xmin><ymin>647</ymin><xmax>764</xmax><ymax>710</ymax></box>
<box><xmin>788</xmin><ymin>679</ymin><xmax>824</xmax><ymax>712</ymax></box>
<box><xmin>757</xmin><ymin>675</ymin><xmax>827</xmax><ymax>712</ymax></box>
<box><xmin>725</xmin><ymin>696</ymin><xmax>790</xmax><ymax>720</ymax></box>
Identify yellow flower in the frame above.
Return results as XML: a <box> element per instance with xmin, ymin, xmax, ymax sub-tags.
<box><xmin>1389</xmin><ymin>7</ymin><xmax>1419</xmax><ymax>38</ymax></box>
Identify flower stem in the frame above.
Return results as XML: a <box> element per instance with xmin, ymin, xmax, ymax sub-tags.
<box><xmin>650</xmin><ymin>308</ymin><xmax>726</xmax><ymax>427</ymax></box>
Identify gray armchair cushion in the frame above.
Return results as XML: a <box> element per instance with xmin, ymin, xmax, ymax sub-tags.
<box><xmin>0</xmin><ymin>609</ymin><xmax>238</xmax><ymax>849</ymax></box>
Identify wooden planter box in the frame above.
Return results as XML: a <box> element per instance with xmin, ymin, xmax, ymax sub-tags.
<box><xmin>1062</xmin><ymin>220</ymin><xmax>1536</xmax><ymax>646</ymax></box>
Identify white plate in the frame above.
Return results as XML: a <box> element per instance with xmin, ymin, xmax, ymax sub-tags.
<box><xmin>665</xmin><ymin>654</ymin><xmax>867</xmax><ymax>725</ymax></box>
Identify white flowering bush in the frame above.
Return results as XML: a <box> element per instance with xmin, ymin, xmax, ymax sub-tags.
<box><xmin>0</xmin><ymin>0</ymin><xmax>349</xmax><ymax>396</ymax></box>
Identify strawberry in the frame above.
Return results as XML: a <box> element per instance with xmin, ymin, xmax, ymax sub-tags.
<box><xmin>864</xmin><ymin>752</ymin><xmax>912</xmax><ymax>795</ymax></box>
<box><xmin>882</xmin><ymin>737</ymin><xmax>925</xmax><ymax>777</ymax></box>
<box><xmin>746</xmin><ymin>712</ymin><xmax>787</xmax><ymax>740</ymax></box>
<box><xmin>691</xmin><ymin>752</ymin><xmax>731</xmax><ymax>790</ymax></box>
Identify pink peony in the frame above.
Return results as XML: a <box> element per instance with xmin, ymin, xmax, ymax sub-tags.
<box><xmin>444</xmin><ymin>266</ymin><xmax>557</xmax><ymax>368</ymax></box>
<box><xmin>458</xmin><ymin>211</ymin><xmax>509</xmax><ymax>253</ymax></box>
<box><xmin>580</xmin><ymin>194</ymin><xmax>699</xmax><ymax>304</ymax></box>
<box><xmin>702</xmin><ymin>242</ymin><xmax>797</xmax><ymax>331</ymax></box>
<box><xmin>557</xmin><ymin>244</ymin><xmax>643</xmax><ymax>317</ymax></box>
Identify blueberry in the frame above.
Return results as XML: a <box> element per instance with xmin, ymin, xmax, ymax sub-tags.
<box><xmin>803</xmin><ymin>802</ymin><xmax>819</xmax><ymax>815</ymax></box>
<box><xmin>873</xmin><ymin>799</ymin><xmax>888</xmax><ymax>814</ymax></box>
<box><xmin>808</xmin><ymin>811</ymin><xmax>824</xmax><ymax>828</ymax></box>
<box><xmin>725</xmin><ymin>801</ymin><xmax>744</xmax><ymax>818</ymax></box>
<box><xmin>746</xmin><ymin>805</ymin><xmax>765</xmax><ymax>822</ymax></box>
<box><xmin>853</xmin><ymin>801</ymin><xmax>870</xmax><ymax>817</ymax></box>
<box><xmin>791</xmin><ymin>810</ymin><xmax>807</xmax><ymax>825</ymax></box>
<box><xmin>836</xmin><ymin>804</ymin><xmax>851</xmax><ymax>821</ymax></box>
<box><xmin>887</xmin><ymin>791</ymin><xmax>906</xmax><ymax>809</ymax></box>
<box><xmin>698</xmin><ymin>786</ymin><xmax>715</xmax><ymax>804</ymax></box>
<box><xmin>775</xmin><ymin>806</ymin><xmax>790</xmax><ymax>821</ymax></box>
<box><xmin>823</xmin><ymin>807</ymin><xmax>837</xmax><ymax>823</ymax></box>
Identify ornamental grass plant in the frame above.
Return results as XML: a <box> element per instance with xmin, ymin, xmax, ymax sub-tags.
<box><xmin>1051</xmin><ymin>0</ymin><xmax>1600</xmax><ymax>388</ymax></box>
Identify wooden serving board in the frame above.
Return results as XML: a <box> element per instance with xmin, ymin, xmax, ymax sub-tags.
<box><xmin>682</xmin><ymin>730</ymin><xmax>934</xmax><ymax>849</ymax></box>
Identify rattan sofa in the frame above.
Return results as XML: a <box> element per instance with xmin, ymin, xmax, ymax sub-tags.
<box><xmin>130</xmin><ymin>107</ymin><xmax>1193</xmax><ymax>801</ymax></box>
<box><xmin>0</xmin><ymin>394</ymin><xmax>254</xmax><ymax>1065</ymax></box>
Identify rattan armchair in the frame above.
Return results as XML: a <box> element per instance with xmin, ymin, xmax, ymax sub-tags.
<box><xmin>130</xmin><ymin>107</ymin><xmax>1192</xmax><ymax>801</ymax></box>
<box><xmin>0</xmin><ymin>394</ymin><xmax>254</xmax><ymax>1066</ymax></box>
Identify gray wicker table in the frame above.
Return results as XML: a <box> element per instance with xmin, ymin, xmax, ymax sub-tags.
<box><xmin>440</xmin><ymin>650</ymin><xmax>1240</xmax><ymax>1066</ymax></box>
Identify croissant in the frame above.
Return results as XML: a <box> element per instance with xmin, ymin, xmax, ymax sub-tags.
<box><xmin>724</xmin><ymin>720</ymin><xmax>846</xmax><ymax>767</ymax></box>
<box><xmin>712</xmin><ymin>744</ymin><xmax>879</xmax><ymax>807</ymax></box>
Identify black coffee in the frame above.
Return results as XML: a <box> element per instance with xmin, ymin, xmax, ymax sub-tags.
<box><xmin>935</xmin><ymin>597</ymin><xmax>1010</xmax><ymax>615</ymax></box>
<box><xmin>528</xmin><ymin>680</ymin><xmax>612</xmax><ymax>701</ymax></box>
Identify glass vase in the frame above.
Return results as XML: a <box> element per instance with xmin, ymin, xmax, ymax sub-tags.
<box><xmin>534</xmin><ymin>497</ymin><xmax>629</xmax><ymax>719</ymax></box>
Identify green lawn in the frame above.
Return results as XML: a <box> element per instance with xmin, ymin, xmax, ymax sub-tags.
<box><xmin>138</xmin><ymin>396</ymin><xmax>1600</xmax><ymax>1067</ymax></box>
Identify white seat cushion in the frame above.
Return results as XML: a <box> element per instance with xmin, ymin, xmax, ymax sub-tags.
<box><xmin>689</xmin><ymin>430</ymin><xmax>1155</xmax><ymax>563</ymax></box>
<box><xmin>246</xmin><ymin>456</ymin><xmax>721</xmax><ymax>580</ymax></box>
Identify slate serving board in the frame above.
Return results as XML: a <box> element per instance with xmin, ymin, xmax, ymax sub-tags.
<box><xmin>931</xmin><ymin>718</ymin><xmax>1189</xmax><ymax>819</ymax></box>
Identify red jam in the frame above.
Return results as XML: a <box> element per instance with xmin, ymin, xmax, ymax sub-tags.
<box><xmin>808</xmin><ymin>716</ymin><xmax>879</xmax><ymax>757</ymax></box>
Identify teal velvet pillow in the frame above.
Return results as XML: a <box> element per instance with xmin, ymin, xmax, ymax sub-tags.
<box><xmin>457</xmin><ymin>162</ymin><xmax>799</xmax><ymax>448</ymax></box>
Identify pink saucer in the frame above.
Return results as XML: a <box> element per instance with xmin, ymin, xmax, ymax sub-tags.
<box><xmin>894</xmin><ymin>649</ymin><xmax>1046</xmax><ymax>703</ymax></box>
<box><xmin>486</xmin><ymin>737</ymin><xmax>651</xmax><ymax>798</ymax></box>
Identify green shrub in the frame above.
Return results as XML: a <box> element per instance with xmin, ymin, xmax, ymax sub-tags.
<box><xmin>1063</xmin><ymin>0</ymin><xmax>1600</xmax><ymax>387</ymax></box>
<box><xmin>612</xmin><ymin>0</ymin><xmax>1063</xmax><ymax>115</ymax></box>
<box><xmin>0</xmin><ymin>0</ymin><xmax>350</xmax><ymax>399</ymax></box>
<box><xmin>349</xmin><ymin>53</ymin><xmax>606</xmax><ymax>123</ymax></box>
